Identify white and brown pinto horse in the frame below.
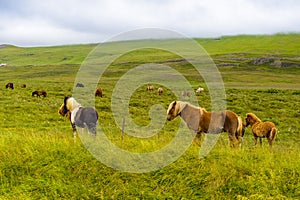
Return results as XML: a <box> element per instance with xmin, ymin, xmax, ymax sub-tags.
<box><xmin>167</xmin><ymin>101</ymin><xmax>243</xmax><ymax>147</ymax></box>
<box><xmin>58</xmin><ymin>96</ymin><xmax>98</xmax><ymax>140</ymax></box>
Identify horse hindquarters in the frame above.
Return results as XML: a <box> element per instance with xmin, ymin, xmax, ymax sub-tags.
<box><xmin>76</xmin><ymin>107</ymin><xmax>98</xmax><ymax>135</ymax></box>
<box><xmin>224</xmin><ymin>111</ymin><xmax>240</xmax><ymax>147</ymax></box>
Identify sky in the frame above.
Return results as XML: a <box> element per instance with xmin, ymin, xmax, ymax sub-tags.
<box><xmin>0</xmin><ymin>0</ymin><xmax>300</xmax><ymax>47</ymax></box>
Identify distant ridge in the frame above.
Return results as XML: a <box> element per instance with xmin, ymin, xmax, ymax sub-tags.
<box><xmin>0</xmin><ymin>44</ymin><xmax>17</xmax><ymax>49</ymax></box>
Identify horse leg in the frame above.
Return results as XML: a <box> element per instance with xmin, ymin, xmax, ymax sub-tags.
<box><xmin>71</xmin><ymin>123</ymin><xmax>77</xmax><ymax>142</ymax></box>
<box><xmin>193</xmin><ymin>133</ymin><xmax>204</xmax><ymax>147</ymax></box>
<box><xmin>228</xmin><ymin>132</ymin><xmax>239</xmax><ymax>148</ymax></box>
<box><xmin>267</xmin><ymin>137</ymin><xmax>273</xmax><ymax>148</ymax></box>
<box><xmin>254</xmin><ymin>136</ymin><xmax>258</xmax><ymax>146</ymax></box>
<box><xmin>259</xmin><ymin>138</ymin><xmax>262</xmax><ymax>146</ymax></box>
<box><xmin>85</xmin><ymin>123</ymin><xmax>97</xmax><ymax>138</ymax></box>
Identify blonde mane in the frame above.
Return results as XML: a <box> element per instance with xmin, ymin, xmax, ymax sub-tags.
<box><xmin>167</xmin><ymin>101</ymin><xmax>204</xmax><ymax>117</ymax></box>
<box><xmin>246</xmin><ymin>113</ymin><xmax>262</xmax><ymax>123</ymax></box>
<box><xmin>66</xmin><ymin>97</ymin><xmax>82</xmax><ymax>112</ymax></box>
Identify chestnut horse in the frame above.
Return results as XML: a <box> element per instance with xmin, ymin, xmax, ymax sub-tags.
<box><xmin>158</xmin><ymin>87</ymin><xmax>163</xmax><ymax>95</ymax></box>
<box><xmin>95</xmin><ymin>87</ymin><xmax>103</xmax><ymax>97</ymax></box>
<box><xmin>58</xmin><ymin>96</ymin><xmax>98</xmax><ymax>140</ymax></box>
<box><xmin>167</xmin><ymin>101</ymin><xmax>243</xmax><ymax>147</ymax></box>
<box><xmin>245</xmin><ymin>113</ymin><xmax>277</xmax><ymax>147</ymax></box>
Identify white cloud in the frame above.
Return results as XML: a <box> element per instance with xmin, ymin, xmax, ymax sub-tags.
<box><xmin>0</xmin><ymin>0</ymin><xmax>299</xmax><ymax>46</ymax></box>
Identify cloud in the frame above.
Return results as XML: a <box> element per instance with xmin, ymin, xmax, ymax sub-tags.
<box><xmin>0</xmin><ymin>0</ymin><xmax>299</xmax><ymax>46</ymax></box>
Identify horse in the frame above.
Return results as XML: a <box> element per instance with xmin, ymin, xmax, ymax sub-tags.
<box><xmin>32</xmin><ymin>90</ymin><xmax>47</xmax><ymax>97</ymax></box>
<box><xmin>95</xmin><ymin>87</ymin><xmax>103</xmax><ymax>97</ymax></box>
<box><xmin>166</xmin><ymin>101</ymin><xmax>243</xmax><ymax>147</ymax></box>
<box><xmin>158</xmin><ymin>87</ymin><xmax>163</xmax><ymax>95</ymax></box>
<box><xmin>21</xmin><ymin>84</ymin><xmax>26</xmax><ymax>88</ymax></box>
<box><xmin>196</xmin><ymin>87</ymin><xmax>204</xmax><ymax>93</ymax></box>
<box><xmin>76</xmin><ymin>83</ymin><xmax>84</xmax><ymax>87</ymax></box>
<box><xmin>6</xmin><ymin>82</ymin><xmax>14</xmax><ymax>89</ymax></box>
<box><xmin>146</xmin><ymin>85</ymin><xmax>154</xmax><ymax>91</ymax></box>
<box><xmin>245</xmin><ymin>113</ymin><xmax>277</xmax><ymax>147</ymax></box>
<box><xmin>58</xmin><ymin>96</ymin><xmax>98</xmax><ymax>140</ymax></box>
<box><xmin>182</xmin><ymin>91</ymin><xmax>190</xmax><ymax>97</ymax></box>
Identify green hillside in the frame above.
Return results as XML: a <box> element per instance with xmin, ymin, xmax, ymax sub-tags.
<box><xmin>0</xmin><ymin>34</ymin><xmax>299</xmax><ymax>199</ymax></box>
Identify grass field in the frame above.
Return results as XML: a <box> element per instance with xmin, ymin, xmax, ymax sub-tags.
<box><xmin>0</xmin><ymin>34</ymin><xmax>299</xmax><ymax>199</ymax></box>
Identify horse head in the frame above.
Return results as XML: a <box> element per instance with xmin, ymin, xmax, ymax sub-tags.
<box><xmin>245</xmin><ymin>113</ymin><xmax>261</xmax><ymax>127</ymax></box>
<box><xmin>166</xmin><ymin>101</ymin><xmax>188</xmax><ymax>121</ymax></box>
<box><xmin>58</xmin><ymin>97</ymin><xmax>82</xmax><ymax>116</ymax></box>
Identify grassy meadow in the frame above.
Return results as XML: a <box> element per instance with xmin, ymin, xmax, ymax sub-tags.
<box><xmin>0</xmin><ymin>34</ymin><xmax>300</xmax><ymax>199</ymax></box>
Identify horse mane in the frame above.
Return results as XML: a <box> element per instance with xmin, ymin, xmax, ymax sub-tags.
<box><xmin>175</xmin><ymin>101</ymin><xmax>205</xmax><ymax>115</ymax></box>
<box><xmin>246</xmin><ymin>113</ymin><xmax>262</xmax><ymax>122</ymax></box>
<box><xmin>64</xmin><ymin>97</ymin><xmax>82</xmax><ymax>112</ymax></box>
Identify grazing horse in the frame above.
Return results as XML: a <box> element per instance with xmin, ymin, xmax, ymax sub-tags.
<box><xmin>146</xmin><ymin>85</ymin><xmax>154</xmax><ymax>91</ymax></box>
<box><xmin>76</xmin><ymin>83</ymin><xmax>84</xmax><ymax>87</ymax></box>
<box><xmin>95</xmin><ymin>87</ymin><xmax>103</xmax><ymax>97</ymax></box>
<box><xmin>6</xmin><ymin>82</ymin><xmax>14</xmax><ymax>89</ymax></box>
<box><xmin>58</xmin><ymin>96</ymin><xmax>98</xmax><ymax>140</ymax></box>
<box><xmin>245</xmin><ymin>113</ymin><xmax>277</xmax><ymax>147</ymax></box>
<box><xmin>196</xmin><ymin>87</ymin><xmax>204</xmax><ymax>93</ymax></box>
<box><xmin>21</xmin><ymin>84</ymin><xmax>26</xmax><ymax>88</ymax></box>
<box><xmin>166</xmin><ymin>101</ymin><xmax>243</xmax><ymax>147</ymax></box>
<box><xmin>158</xmin><ymin>87</ymin><xmax>163</xmax><ymax>95</ymax></box>
<box><xmin>32</xmin><ymin>90</ymin><xmax>47</xmax><ymax>97</ymax></box>
<box><xmin>182</xmin><ymin>91</ymin><xmax>190</xmax><ymax>97</ymax></box>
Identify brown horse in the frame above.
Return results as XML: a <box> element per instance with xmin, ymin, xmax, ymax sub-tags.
<box><xmin>58</xmin><ymin>96</ymin><xmax>98</xmax><ymax>140</ymax></box>
<box><xmin>158</xmin><ymin>87</ymin><xmax>163</xmax><ymax>95</ymax></box>
<box><xmin>21</xmin><ymin>84</ymin><xmax>26</xmax><ymax>88</ymax></box>
<box><xmin>167</xmin><ymin>101</ymin><xmax>243</xmax><ymax>147</ymax></box>
<box><xmin>32</xmin><ymin>90</ymin><xmax>47</xmax><ymax>97</ymax></box>
<box><xmin>5</xmin><ymin>82</ymin><xmax>14</xmax><ymax>89</ymax></box>
<box><xmin>95</xmin><ymin>87</ymin><xmax>103</xmax><ymax>97</ymax></box>
<box><xmin>245</xmin><ymin>113</ymin><xmax>277</xmax><ymax>147</ymax></box>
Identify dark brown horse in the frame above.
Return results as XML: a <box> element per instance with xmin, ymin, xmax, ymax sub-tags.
<box><xmin>95</xmin><ymin>87</ymin><xmax>103</xmax><ymax>97</ymax></box>
<box><xmin>76</xmin><ymin>83</ymin><xmax>84</xmax><ymax>87</ymax></box>
<box><xmin>32</xmin><ymin>90</ymin><xmax>47</xmax><ymax>97</ymax></box>
<box><xmin>245</xmin><ymin>113</ymin><xmax>277</xmax><ymax>147</ymax></box>
<box><xmin>167</xmin><ymin>101</ymin><xmax>243</xmax><ymax>147</ymax></box>
<box><xmin>6</xmin><ymin>82</ymin><xmax>14</xmax><ymax>89</ymax></box>
<box><xmin>58</xmin><ymin>96</ymin><xmax>98</xmax><ymax>140</ymax></box>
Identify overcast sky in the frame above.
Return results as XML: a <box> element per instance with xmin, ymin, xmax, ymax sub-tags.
<box><xmin>1</xmin><ymin>0</ymin><xmax>300</xmax><ymax>47</ymax></box>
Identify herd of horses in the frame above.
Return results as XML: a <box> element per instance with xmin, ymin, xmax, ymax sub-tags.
<box><xmin>5</xmin><ymin>82</ymin><xmax>103</xmax><ymax>98</ymax></box>
<box><xmin>6</xmin><ymin>82</ymin><xmax>48</xmax><ymax>97</ymax></box>
<box><xmin>56</xmin><ymin>84</ymin><xmax>277</xmax><ymax>148</ymax></box>
<box><xmin>6</xmin><ymin>81</ymin><xmax>277</xmax><ymax>148</ymax></box>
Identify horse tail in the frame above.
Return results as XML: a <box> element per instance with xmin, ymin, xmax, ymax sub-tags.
<box><xmin>270</xmin><ymin>127</ymin><xmax>277</xmax><ymax>141</ymax></box>
<box><xmin>236</xmin><ymin>116</ymin><xmax>244</xmax><ymax>144</ymax></box>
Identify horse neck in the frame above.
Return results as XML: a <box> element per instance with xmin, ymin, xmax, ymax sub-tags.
<box><xmin>180</xmin><ymin>103</ymin><xmax>202</xmax><ymax>132</ymax></box>
<box><xmin>68</xmin><ymin>99</ymin><xmax>82</xmax><ymax>112</ymax></box>
<box><xmin>250</xmin><ymin>115</ymin><xmax>262</xmax><ymax>126</ymax></box>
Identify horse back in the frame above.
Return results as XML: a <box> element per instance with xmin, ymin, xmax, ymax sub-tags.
<box><xmin>75</xmin><ymin>107</ymin><xmax>98</xmax><ymax>126</ymax></box>
<box><xmin>252</xmin><ymin>121</ymin><xmax>276</xmax><ymax>137</ymax></box>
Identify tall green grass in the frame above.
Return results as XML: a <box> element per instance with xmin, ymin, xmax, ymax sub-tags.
<box><xmin>0</xmin><ymin>34</ymin><xmax>299</xmax><ymax>199</ymax></box>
